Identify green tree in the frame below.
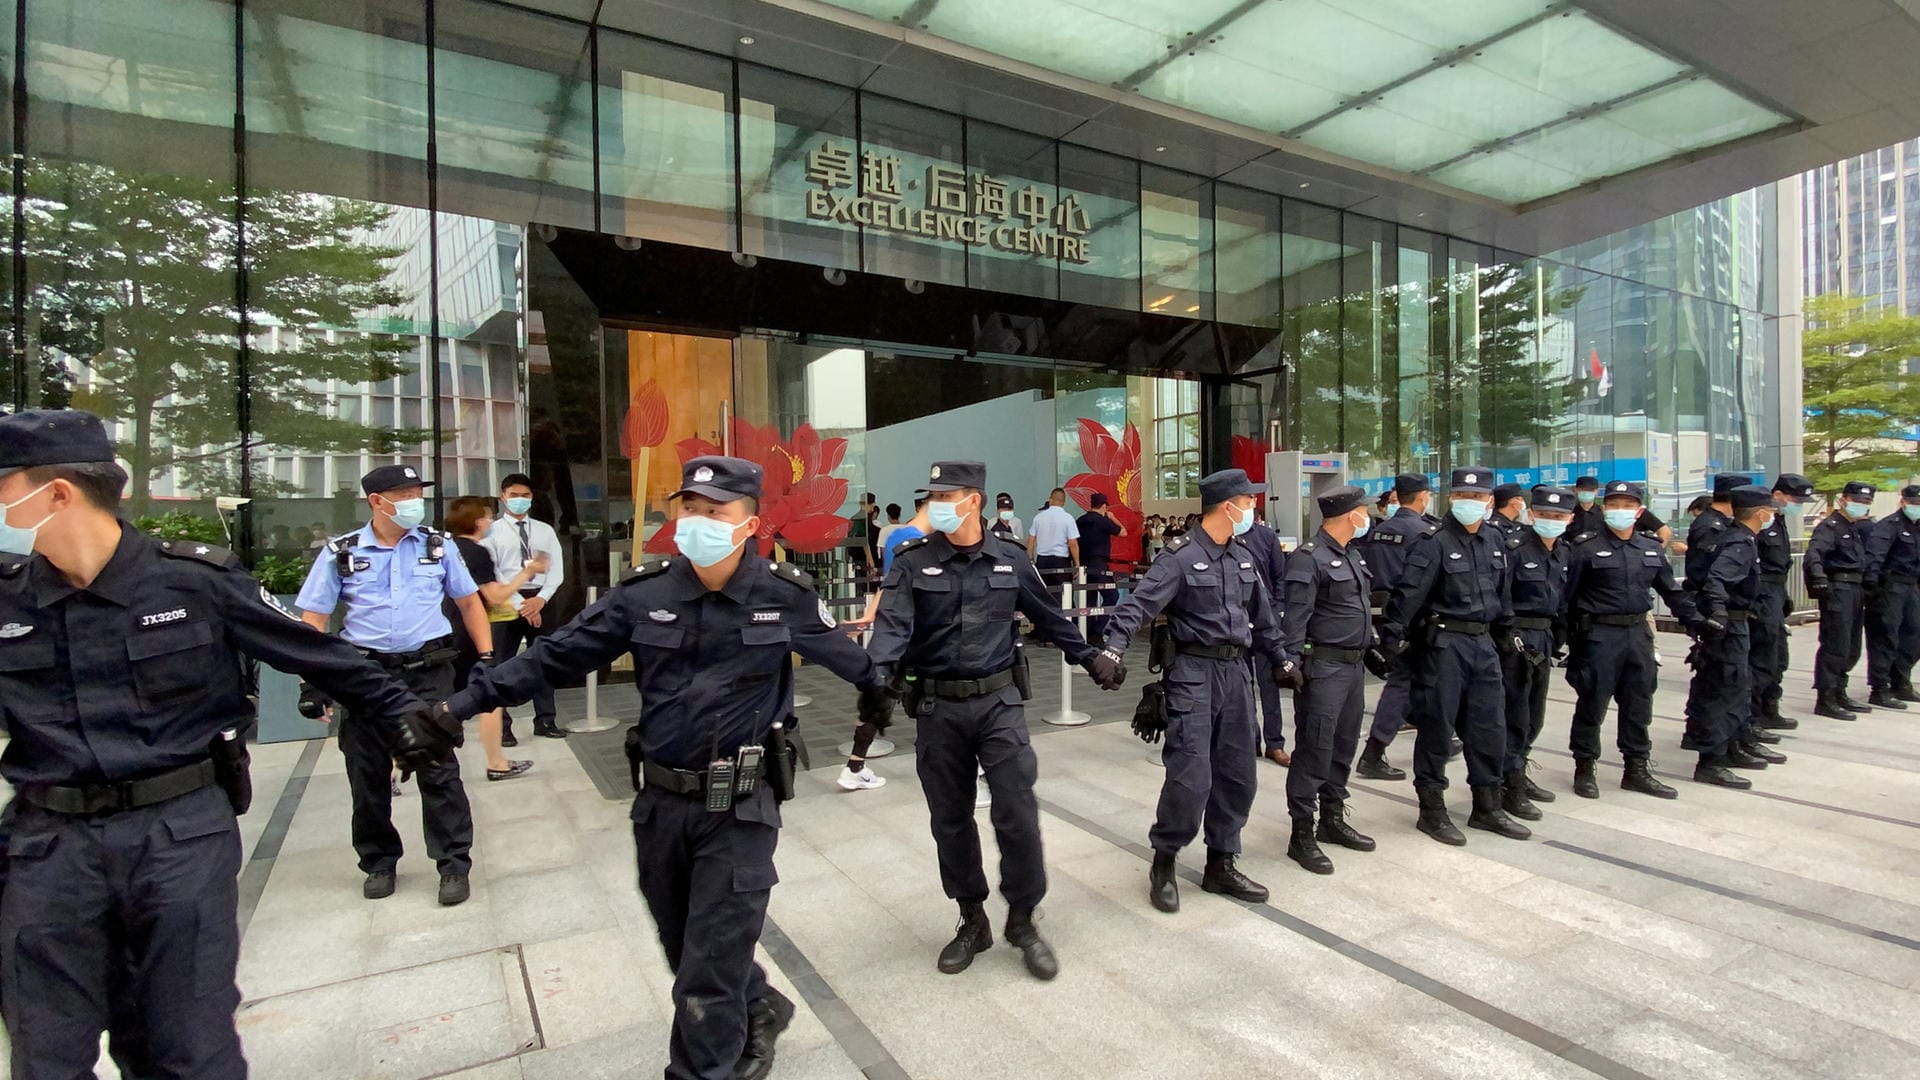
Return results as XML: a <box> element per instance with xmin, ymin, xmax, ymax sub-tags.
<box><xmin>23</xmin><ymin>159</ymin><xmax>430</xmax><ymax>511</ymax></box>
<box><xmin>1802</xmin><ymin>292</ymin><xmax>1920</xmax><ymax>493</ymax></box>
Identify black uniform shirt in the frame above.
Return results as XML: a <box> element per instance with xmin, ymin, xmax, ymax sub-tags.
<box><xmin>1804</xmin><ymin>510</ymin><xmax>1871</xmax><ymax>587</ymax></box>
<box><xmin>1756</xmin><ymin>513</ymin><xmax>1793</xmax><ymax>578</ymax></box>
<box><xmin>451</xmin><ymin>553</ymin><xmax>878</xmax><ymax>770</ymax></box>
<box><xmin>1278</xmin><ymin>528</ymin><xmax>1372</xmax><ymax>662</ymax></box>
<box><xmin>1865</xmin><ymin>511</ymin><xmax>1920</xmax><ymax>588</ymax></box>
<box><xmin>1102</xmin><ymin>529</ymin><xmax>1283</xmax><ymax>663</ymax></box>
<box><xmin>0</xmin><ymin>523</ymin><xmax>421</xmax><ymax>786</ymax></box>
<box><xmin>868</xmin><ymin>532</ymin><xmax>1093</xmax><ymax>678</ymax></box>
<box><xmin>1694</xmin><ymin>525</ymin><xmax>1761</xmax><ymax>620</ymax></box>
<box><xmin>1239</xmin><ymin>520</ymin><xmax>1287</xmax><ymax>600</ymax></box>
<box><xmin>1563</xmin><ymin>528</ymin><xmax>1699</xmax><ymax>623</ymax></box>
<box><xmin>1682</xmin><ymin>507</ymin><xmax>1733</xmax><ymax>588</ymax></box>
<box><xmin>1381</xmin><ymin>517</ymin><xmax>1512</xmax><ymax>645</ymax></box>
<box><xmin>1506</xmin><ymin>530</ymin><xmax>1568</xmax><ymax>620</ymax></box>
<box><xmin>1362</xmin><ymin>507</ymin><xmax>1437</xmax><ymax>600</ymax></box>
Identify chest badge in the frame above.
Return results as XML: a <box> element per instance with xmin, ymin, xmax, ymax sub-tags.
<box><xmin>1448</xmin><ymin>552</ymin><xmax>1462</xmax><ymax>560</ymax></box>
<box><xmin>1595</xmin><ymin>550</ymin><xmax>1615</xmax><ymax>558</ymax></box>
<box><xmin>921</xmin><ymin>566</ymin><xmax>944</xmax><ymax>576</ymax></box>
<box><xmin>993</xmin><ymin>564</ymin><xmax>1013</xmax><ymax>573</ymax></box>
<box><xmin>1194</xmin><ymin>562</ymin><xmax>1209</xmax><ymax>570</ymax></box>
<box><xmin>0</xmin><ymin>622</ymin><xmax>32</xmax><ymax>639</ymax></box>
<box><xmin>1330</xmin><ymin>559</ymin><xmax>1342</xmax><ymax>568</ymax></box>
<box><xmin>138</xmin><ymin>608</ymin><xmax>189</xmax><ymax>628</ymax></box>
<box><xmin>751</xmin><ymin>611</ymin><xmax>782</xmax><ymax>624</ymax></box>
<box><xmin>1524</xmin><ymin>562</ymin><xmax>1538</xmax><ymax>569</ymax></box>
<box><xmin>648</xmin><ymin>610</ymin><xmax>678</xmax><ymax>623</ymax></box>
<box><xmin>1240</xmin><ymin>562</ymin><xmax>1252</xmax><ymax>569</ymax></box>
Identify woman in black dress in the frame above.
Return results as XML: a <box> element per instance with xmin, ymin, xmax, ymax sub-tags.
<box><xmin>445</xmin><ymin>496</ymin><xmax>539</xmax><ymax>781</ymax></box>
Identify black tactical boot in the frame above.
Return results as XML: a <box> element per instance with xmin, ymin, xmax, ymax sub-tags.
<box><xmin>1317</xmin><ymin>798</ymin><xmax>1376</xmax><ymax>851</ymax></box>
<box><xmin>1200</xmin><ymin>851</ymin><xmax>1269</xmax><ymax>903</ymax></box>
<box><xmin>1004</xmin><ymin>908</ymin><xmax>1058</xmax><ymax>981</ymax></box>
<box><xmin>735</xmin><ymin>988</ymin><xmax>795</xmax><ymax>1080</ymax></box>
<box><xmin>1354</xmin><ymin>738</ymin><xmax>1406</xmax><ymax>781</ymax></box>
<box><xmin>1414</xmin><ymin>784</ymin><xmax>1466</xmax><ymax>846</ymax></box>
<box><xmin>936</xmin><ymin>901</ymin><xmax>993</xmax><ymax>973</ymax></box>
<box><xmin>1741</xmin><ymin>738</ymin><xmax>1787</xmax><ymax>765</ymax></box>
<box><xmin>1572</xmin><ymin>758</ymin><xmax>1600</xmax><ymax>799</ymax></box>
<box><xmin>1288</xmin><ymin>816</ymin><xmax>1334</xmax><ymax>875</ymax></box>
<box><xmin>1897</xmin><ymin>683</ymin><xmax>1920</xmax><ymax>704</ymax></box>
<box><xmin>1869</xmin><ymin>688</ymin><xmax>1909</xmax><ymax>710</ymax></box>
<box><xmin>1814</xmin><ymin>690</ymin><xmax>1858</xmax><ymax>721</ymax></box>
<box><xmin>1519</xmin><ymin>760</ymin><xmax>1556</xmax><ymax>803</ymax></box>
<box><xmin>1840</xmin><ymin>687</ymin><xmax>1874</xmax><ymax>713</ymax></box>
<box><xmin>1448</xmin><ymin>737</ymin><xmax>1464</xmax><ymax>759</ymax></box>
<box><xmin>1757</xmin><ymin>700</ymin><xmax>1798</xmax><ymax>730</ymax></box>
<box><xmin>1693</xmin><ymin>756</ymin><xmax>1753</xmax><ymax>789</ymax></box>
<box><xmin>1501</xmin><ymin>769</ymin><xmax>1542</xmax><ymax>821</ymax></box>
<box><xmin>1148</xmin><ymin>851</ymin><xmax>1179</xmax><ymax>913</ymax></box>
<box><xmin>1723</xmin><ymin>744</ymin><xmax>1769</xmax><ymax>770</ymax></box>
<box><xmin>1621</xmin><ymin>756</ymin><xmax>1677</xmax><ymax>799</ymax></box>
<box><xmin>1680</xmin><ymin>732</ymin><xmax>1700</xmax><ymax>751</ymax></box>
<box><xmin>1746</xmin><ymin>725</ymin><xmax>1782</xmax><ymax>744</ymax></box>
<box><xmin>1467</xmin><ymin>785</ymin><xmax>1531</xmax><ymax>840</ymax></box>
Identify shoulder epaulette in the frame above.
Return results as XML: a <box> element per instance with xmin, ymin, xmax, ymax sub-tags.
<box><xmin>0</xmin><ymin>553</ymin><xmax>25</xmax><ymax>577</ymax></box>
<box><xmin>1569</xmin><ymin>530</ymin><xmax>1600</xmax><ymax>545</ymax></box>
<box><xmin>1296</xmin><ymin>540</ymin><xmax>1316</xmax><ymax>553</ymax></box>
<box><xmin>1506</xmin><ymin>535</ymin><xmax>1524</xmax><ymax>550</ymax></box>
<box><xmin>1162</xmin><ymin>535</ymin><xmax>1191</xmax><ymax>554</ymax></box>
<box><xmin>620</xmin><ymin>558</ymin><xmax>674</xmax><ymax>584</ymax></box>
<box><xmin>895</xmin><ymin>535</ymin><xmax>932</xmax><ymax>555</ymax></box>
<box><xmin>768</xmin><ymin>561</ymin><xmax>816</xmax><ymax>590</ymax></box>
<box><xmin>158</xmin><ymin>539</ymin><xmax>240</xmax><ymax>568</ymax></box>
<box><xmin>1424</xmin><ymin>522</ymin><xmax>1440</xmax><ymax>534</ymax></box>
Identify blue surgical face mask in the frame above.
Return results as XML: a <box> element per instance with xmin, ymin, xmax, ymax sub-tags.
<box><xmin>998</xmin><ymin>509</ymin><xmax>1014</xmax><ymax>522</ymax></box>
<box><xmin>1845</xmin><ymin>501</ymin><xmax>1872</xmax><ymax>520</ymax></box>
<box><xmin>1449</xmin><ymin>499</ymin><xmax>1489</xmax><ymax>526</ymax></box>
<box><xmin>504</xmin><ymin>496</ymin><xmax>533</xmax><ymax>516</ymax></box>
<box><xmin>1903</xmin><ymin>504</ymin><xmax>1920</xmax><ymax>522</ymax></box>
<box><xmin>0</xmin><ymin>482</ymin><xmax>56</xmax><ymax>556</ymax></box>
<box><xmin>929</xmin><ymin>496</ymin><xmax>976</xmax><ymax>535</ymax></box>
<box><xmin>1532</xmin><ymin>518</ymin><xmax>1568</xmax><ymax>539</ymax></box>
<box><xmin>674</xmin><ymin>514</ymin><xmax>749</xmax><ymax>567</ymax></box>
<box><xmin>380</xmin><ymin>496</ymin><xmax>426</xmax><ymax>530</ymax></box>
<box><xmin>1576</xmin><ymin>491</ymin><xmax>1597</xmax><ymax>506</ymax></box>
<box><xmin>1603</xmin><ymin>508</ymin><xmax>1639</xmax><ymax>531</ymax></box>
<box><xmin>1226</xmin><ymin>500</ymin><xmax>1255</xmax><ymax>536</ymax></box>
<box><xmin>1350</xmin><ymin>511</ymin><xmax>1370</xmax><ymax>539</ymax></box>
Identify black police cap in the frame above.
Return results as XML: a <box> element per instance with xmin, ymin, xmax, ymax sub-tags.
<box><xmin>1531</xmin><ymin>486</ymin><xmax>1576</xmax><ymax>511</ymax></box>
<box><xmin>1604</xmin><ymin>480</ymin><xmax>1644</xmax><ymax>503</ymax></box>
<box><xmin>1730</xmin><ymin>485</ymin><xmax>1774</xmax><ymax>511</ymax></box>
<box><xmin>1317</xmin><ymin>484</ymin><xmax>1367</xmax><ymax>518</ymax></box>
<box><xmin>0</xmin><ymin>409</ymin><xmax>116</xmax><ymax>475</ymax></box>
<box><xmin>1449</xmin><ymin>467</ymin><xmax>1493</xmax><ymax>494</ymax></box>
<box><xmin>1392</xmin><ymin>473</ymin><xmax>1430</xmax><ymax>499</ymax></box>
<box><xmin>1574</xmin><ymin>475</ymin><xmax>1601</xmax><ymax>490</ymax></box>
<box><xmin>1843</xmin><ymin>480</ymin><xmax>1877</xmax><ymax>499</ymax></box>
<box><xmin>1903</xmin><ymin>484</ymin><xmax>1920</xmax><ymax>501</ymax></box>
<box><xmin>1712</xmin><ymin>472</ymin><xmax>1757</xmax><ymax>498</ymax></box>
<box><xmin>1772</xmin><ymin>473</ymin><xmax>1814</xmax><ymax>499</ymax></box>
<box><xmin>1200</xmin><ymin>468</ymin><xmax>1264</xmax><ymax>506</ymax></box>
<box><xmin>917</xmin><ymin>460</ymin><xmax>985</xmax><ymax>494</ymax></box>
<box><xmin>361</xmin><ymin>463</ymin><xmax>435</xmax><ymax>495</ymax></box>
<box><xmin>1492</xmin><ymin>483</ymin><xmax>1523</xmax><ymax>506</ymax></box>
<box><xmin>672</xmin><ymin>455</ymin><xmax>763</xmax><ymax>503</ymax></box>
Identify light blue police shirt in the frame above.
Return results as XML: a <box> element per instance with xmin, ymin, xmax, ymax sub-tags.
<box><xmin>295</xmin><ymin>524</ymin><xmax>479</xmax><ymax>653</ymax></box>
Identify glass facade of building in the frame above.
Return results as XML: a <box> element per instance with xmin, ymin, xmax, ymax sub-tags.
<box><xmin>0</xmin><ymin>0</ymin><xmax>1784</xmax><ymax>592</ymax></box>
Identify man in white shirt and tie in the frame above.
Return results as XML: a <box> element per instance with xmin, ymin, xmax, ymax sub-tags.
<box><xmin>485</xmin><ymin>474</ymin><xmax>567</xmax><ymax>741</ymax></box>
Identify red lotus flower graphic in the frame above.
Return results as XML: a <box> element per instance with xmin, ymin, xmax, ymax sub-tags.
<box><xmin>1065</xmin><ymin>418</ymin><xmax>1144</xmax><ymax>568</ymax></box>
<box><xmin>646</xmin><ymin>419</ymin><xmax>851</xmax><ymax>556</ymax></box>
<box><xmin>1231</xmin><ymin>435</ymin><xmax>1270</xmax><ymax>483</ymax></box>
<box><xmin>620</xmin><ymin>379</ymin><xmax>669</xmax><ymax>459</ymax></box>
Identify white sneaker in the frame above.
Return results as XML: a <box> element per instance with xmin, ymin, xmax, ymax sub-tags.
<box><xmin>1653</xmin><ymin>649</ymin><xmax>1664</xmax><ymax>666</ymax></box>
<box><xmin>975</xmin><ymin>784</ymin><xmax>992</xmax><ymax>808</ymax></box>
<box><xmin>837</xmin><ymin>766</ymin><xmax>886</xmax><ymax>791</ymax></box>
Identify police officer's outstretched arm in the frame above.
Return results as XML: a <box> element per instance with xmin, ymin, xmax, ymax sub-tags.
<box><xmin>1011</xmin><ymin>551</ymin><xmax>1095</xmax><ymax>663</ymax></box>
<box><xmin>1245</xmin><ymin>559</ymin><xmax>1286</xmax><ymax>666</ymax></box>
<box><xmin>1099</xmin><ymin>547</ymin><xmax>1181</xmax><ymax>652</ymax></box>
<box><xmin>448</xmin><ymin>587</ymin><xmax>637</xmax><ymax>718</ymax></box>
<box><xmin>222</xmin><ymin>560</ymin><xmax>424</xmax><ymax>721</ymax></box>
<box><xmin>1654</xmin><ymin>556</ymin><xmax>1701</xmax><ymax>627</ymax></box>
<box><xmin>865</xmin><ymin>557</ymin><xmax>918</xmax><ymax>672</ymax></box>
<box><xmin>781</xmin><ymin>573</ymin><xmax>883</xmax><ymax>689</ymax></box>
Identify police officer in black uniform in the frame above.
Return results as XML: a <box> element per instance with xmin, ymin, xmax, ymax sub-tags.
<box><xmin>1562</xmin><ymin>481</ymin><xmax>1701</xmax><ymax>799</ymax></box>
<box><xmin>0</xmin><ymin>410</ymin><xmax>449</xmax><ymax>1080</ymax></box>
<box><xmin>1806</xmin><ymin>480</ymin><xmax>1878</xmax><ymax>720</ymax></box>
<box><xmin>1274</xmin><ymin>485</ymin><xmax>1382</xmax><ymax>875</ymax></box>
<box><xmin>1679</xmin><ymin>474</ymin><xmax>1753</xmax><ymax>750</ymax></box>
<box><xmin>1104</xmin><ymin>468</ymin><xmax>1284</xmax><ymax>911</ymax></box>
<box><xmin>1355</xmin><ymin>473</ymin><xmax>1438</xmax><ymax>781</ymax></box>
<box><xmin>1751</xmin><ymin>474</ymin><xmax>1814</xmax><ymax>732</ymax></box>
<box><xmin>1489</xmin><ymin>483</ymin><xmax>1527</xmax><ymax>540</ymax></box>
<box><xmin>1242</xmin><ymin>513</ymin><xmax>1291</xmax><ymax>766</ymax></box>
<box><xmin>1863</xmin><ymin>484</ymin><xmax>1920</xmax><ymax>709</ymax></box>
<box><xmin>1684</xmin><ymin>486</ymin><xmax>1783</xmax><ymax>788</ymax></box>
<box><xmin>1498</xmin><ymin>486</ymin><xmax>1575</xmax><ymax>821</ymax></box>
<box><xmin>869</xmin><ymin>461</ymin><xmax>1123</xmax><ymax>980</ymax></box>
<box><xmin>1381</xmin><ymin>467</ymin><xmax>1529</xmax><ymax>845</ymax></box>
<box><xmin>448</xmin><ymin>456</ymin><xmax>892</xmax><ymax>1080</ymax></box>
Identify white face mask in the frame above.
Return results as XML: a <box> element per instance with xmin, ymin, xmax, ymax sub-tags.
<box><xmin>0</xmin><ymin>482</ymin><xmax>57</xmax><ymax>556</ymax></box>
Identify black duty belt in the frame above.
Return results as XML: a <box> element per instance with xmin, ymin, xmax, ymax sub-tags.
<box><xmin>926</xmin><ymin>668</ymin><xmax>1016</xmax><ymax>699</ymax></box>
<box><xmin>643</xmin><ymin>759</ymin><xmax>768</xmax><ymax>797</ymax></box>
<box><xmin>1829</xmin><ymin>572</ymin><xmax>1863</xmax><ymax>584</ymax></box>
<box><xmin>1885</xmin><ymin>573</ymin><xmax>1918</xmax><ymax>586</ymax></box>
<box><xmin>1509</xmin><ymin>616</ymin><xmax>1554</xmax><ymax>630</ymax></box>
<box><xmin>1176</xmin><ymin>642</ymin><xmax>1246</xmax><ymax>660</ymax></box>
<box><xmin>20</xmin><ymin>760</ymin><xmax>218</xmax><ymax>816</ymax></box>
<box><xmin>1759</xmin><ymin>573</ymin><xmax>1788</xmax><ymax>585</ymax></box>
<box><xmin>360</xmin><ymin>636</ymin><xmax>458</xmax><ymax>671</ymax></box>
<box><xmin>1590</xmin><ymin>613</ymin><xmax>1648</xmax><ymax>627</ymax></box>
<box><xmin>1724</xmin><ymin>609</ymin><xmax>1752</xmax><ymax>621</ymax></box>
<box><xmin>1306</xmin><ymin>645</ymin><xmax>1364</xmax><ymax>663</ymax></box>
<box><xmin>1430</xmin><ymin>619</ymin><xmax>1489</xmax><ymax>635</ymax></box>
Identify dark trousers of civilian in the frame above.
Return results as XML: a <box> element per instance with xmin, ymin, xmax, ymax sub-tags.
<box><xmin>1152</xmin><ymin>653</ymin><xmax>1258</xmax><ymax>855</ymax></box>
<box><xmin>1</xmin><ymin>785</ymin><xmax>245</xmax><ymax>1080</ymax></box>
<box><xmin>493</xmin><ymin>607</ymin><xmax>559</xmax><ymax>735</ymax></box>
<box><xmin>341</xmin><ymin>659</ymin><xmax>474</xmax><ymax>876</ymax></box>
<box><xmin>1284</xmin><ymin>655</ymin><xmax>1364</xmax><ymax>819</ymax></box>
<box><xmin>1567</xmin><ymin>622</ymin><xmax>1657</xmax><ymax>761</ymax></box>
<box><xmin>914</xmin><ymin>687</ymin><xmax>1046</xmax><ymax>911</ymax></box>
<box><xmin>1865</xmin><ymin>581</ymin><xmax>1920</xmax><ymax>692</ymax></box>
<box><xmin>632</xmin><ymin>785</ymin><xmax>781</xmax><ymax>1080</ymax></box>
<box><xmin>1499</xmin><ymin>626</ymin><xmax>1554</xmax><ymax>773</ymax></box>
<box><xmin>1409</xmin><ymin>632</ymin><xmax>1505</xmax><ymax>790</ymax></box>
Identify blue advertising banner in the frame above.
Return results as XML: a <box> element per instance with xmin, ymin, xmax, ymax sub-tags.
<box><xmin>1350</xmin><ymin>459</ymin><xmax>1650</xmax><ymax>497</ymax></box>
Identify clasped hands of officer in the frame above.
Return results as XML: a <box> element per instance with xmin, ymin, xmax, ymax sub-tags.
<box><xmin>393</xmin><ymin>703</ymin><xmax>465</xmax><ymax>778</ymax></box>
<box><xmin>1273</xmin><ymin>658</ymin><xmax>1306</xmax><ymax>691</ymax></box>
<box><xmin>1086</xmin><ymin>648</ymin><xmax>1128</xmax><ymax>691</ymax></box>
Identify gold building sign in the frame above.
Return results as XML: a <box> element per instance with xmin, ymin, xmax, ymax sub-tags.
<box><xmin>803</xmin><ymin>139</ymin><xmax>1093</xmax><ymax>264</ymax></box>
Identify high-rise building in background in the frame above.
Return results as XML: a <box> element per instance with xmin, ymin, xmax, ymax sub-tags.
<box><xmin>1803</xmin><ymin>139</ymin><xmax>1920</xmax><ymax>314</ymax></box>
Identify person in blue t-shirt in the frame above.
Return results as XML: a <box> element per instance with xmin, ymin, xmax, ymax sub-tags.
<box><xmin>841</xmin><ymin>497</ymin><xmax>932</xmax><ymax>791</ymax></box>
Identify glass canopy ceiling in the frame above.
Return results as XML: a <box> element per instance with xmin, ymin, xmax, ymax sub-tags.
<box><xmin>818</xmin><ymin>0</ymin><xmax>1792</xmax><ymax>205</ymax></box>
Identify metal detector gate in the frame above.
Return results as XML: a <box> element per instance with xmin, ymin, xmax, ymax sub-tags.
<box><xmin>1265</xmin><ymin>451</ymin><xmax>1348</xmax><ymax>547</ymax></box>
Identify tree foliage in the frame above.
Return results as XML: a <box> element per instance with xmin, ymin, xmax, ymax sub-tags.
<box><xmin>1802</xmin><ymin>292</ymin><xmax>1920</xmax><ymax>493</ymax></box>
<box><xmin>23</xmin><ymin>159</ymin><xmax>431</xmax><ymax>511</ymax></box>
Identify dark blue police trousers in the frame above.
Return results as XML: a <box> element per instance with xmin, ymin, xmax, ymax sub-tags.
<box><xmin>1567</xmin><ymin>622</ymin><xmax>1658</xmax><ymax>762</ymax></box>
<box><xmin>914</xmin><ymin>686</ymin><xmax>1047</xmax><ymax>912</ymax></box>
<box><xmin>1410</xmin><ymin>631</ymin><xmax>1505</xmax><ymax>790</ymax></box>
<box><xmin>1285</xmin><ymin>654</ymin><xmax>1365</xmax><ymax>820</ymax></box>
<box><xmin>1152</xmin><ymin>653</ymin><xmax>1257</xmax><ymax>855</ymax></box>
<box><xmin>1500</xmin><ymin>626</ymin><xmax>1555</xmax><ymax>773</ymax></box>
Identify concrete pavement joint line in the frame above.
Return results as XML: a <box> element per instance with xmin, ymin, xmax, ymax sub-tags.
<box><xmin>1032</xmin><ymin>796</ymin><xmax>1660</xmax><ymax>1080</ymax></box>
<box><xmin>235</xmin><ymin>943</ymin><xmax>531</xmax><ymax>1008</ymax></box>
<box><xmin>236</xmin><ymin>737</ymin><xmax>325</xmax><ymax>936</ymax></box>
<box><xmin>1543</xmin><ymin>840</ymin><xmax>1920</xmax><ymax>952</ymax></box>
<box><xmin>1538</xmin><ymin>691</ymin><xmax>1920</xmax><ymax>768</ymax></box>
<box><xmin>511</xmin><ymin>940</ymin><xmax>549</xmax><ymax>1052</ymax></box>
<box><xmin>757</xmin><ymin>914</ymin><xmax>914</xmax><ymax>1080</ymax></box>
<box><xmin>1529</xmin><ymin>747</ymin><xmax>1920</xmax><ymax>829</ymax></box>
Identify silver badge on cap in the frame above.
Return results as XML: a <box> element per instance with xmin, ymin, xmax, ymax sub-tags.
<box><xmin>1465</xmin><ymin>473</ymin><xmax>1477</xmax><ymax>483</ymax></box>
<box><xmin>403</xmin><ymin>467</ymin><xmax>417</xmax><ymax>478</ymax></box>
<box><xmin>1548</xmin><ymin>494</ymin><xmax>1560</xmax><ymax>504</ymax></box>
<box><xmin>693</xmin><ymin>466</ymin><xmax>714</xmax><ymax>483</ymax></box>
<box><xmin>930</xmin><ymin>465</ymin><xmax>941</xmax><ymax>480</ymax></box>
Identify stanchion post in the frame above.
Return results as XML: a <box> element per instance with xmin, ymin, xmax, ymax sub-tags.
<box><xmin>1044</xmin><ymin>579</ymin><xmax>1091</xmax><ymax>727</ymax></box>
<box><xmin>565</xmin><ymin>586</ymin><xmax>619</xmax><ymax>733</ymax></box>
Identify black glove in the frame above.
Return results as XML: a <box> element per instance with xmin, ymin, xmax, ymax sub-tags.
<box><xmin>857</xmin><ymin>685</ymin><xmax>897</xmax><ymax>732</ymax></box>
<box><xmin>395</xmin><ymin>703</ymin><xmax>462</xmax><ymax>777</ymax></box>
<box><xmin>1496</xmin><ymin>631</ymin><xmax>1527</xmax><ymax>659</ymax></box>
<box><xmin>1131</xmin><ymin>683</ymin><xmax>1167</xmax><ymax>744</ymax></box>
<box><xmin>1807</xmin><ymin>580</ymin><xmax>1829</xmax><ymax>601</ymax></box>
<box><xmin>296</xmin><ymin>682</ymin><xmax>335</xmax><ymax>720</ymax></box>
<box><xmin>1085</xmin><ymin>648</ymin><xmax>1128</xmax><ymax>691</ymax></box>
<box><xmin>1363</xmin><ymin>646</ymin><xmax>1396</xmax><ymax>679</ymax></box>
<box><xmin>1697</xmin><ymin>616</ymin><xmax>1727</xmax><ymax>641</ymax></box>
<box><xmin>1273</xmin><ymin>658</ymin><xmax>1306</xmax><ymax>691</ymax></box>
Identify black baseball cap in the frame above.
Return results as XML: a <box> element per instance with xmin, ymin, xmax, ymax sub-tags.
<box><xmin>1574</xmin><ymin>475</ymin><xmax>1601</xmax><ymax>491</ymax></box>
<box><xmin>1393</xmin><ymin>473</ymin><xmax>1430</xmax><ymax>499</ymax></box>
<box><xmin>1492</xmin><ymin>483</ymin><xmax>1523</xmax><ymax>506</ymax></box>
<box><xmin>1772</xmin><ymin>473</ymin><xmax>1814</xmax><ymax>499</ymax></box>
<box><xmin>995</xmin><ymin>492</ymin><xmax>1014</xmax><ymax>509</ymax></box>
<box><xmin>1903</xmin><ymin>484</ymin><xmax>1920</xmax><ymax>501</ymax></box>
<box><xmin>361</xmin><ymin>463</ymin><xmax>435</xmax><ymax>495</ymax></box>
<box><xmin>1199</xmin><ymin>468</ymin><xmax>1264</xmax><ymax>505</ymax></box>
<box><xmin>918</xmin><ymin>460</ymin><xmax>985</xmax><ymax>494</ymax></box>
<box><xmin>671</xmin><ymin>455</ymin><xmax>763</xmax><ymax>503</ymax></box>
<box><xmin>1317</xmin><ymin>484</ymin><xmax>1368</xmax><ymax>518</ymax></box>
<box><xmin>0</xmin><ymin>409</ymin><xmax>116</xmax><ymax>476</ymax></box>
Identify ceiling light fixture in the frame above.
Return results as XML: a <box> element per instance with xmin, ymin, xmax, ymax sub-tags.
<box><xmin>1147</xmin><ymin>294</ymin><xmax>1174</xmax><ymax>309</ymax></box>
<box><xmin>1184</xmin><ymin>304</ymin><xmax>1201</xmax><ymax>314</ymax></box>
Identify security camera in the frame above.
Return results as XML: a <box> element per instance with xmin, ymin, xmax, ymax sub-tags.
<box><xmin>216</xmin><ymin>496</ymin><xmax>252</xmax><ymax>511</ymax></box>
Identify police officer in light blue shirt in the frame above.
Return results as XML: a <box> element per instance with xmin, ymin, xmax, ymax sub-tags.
<box><xmin>297</xmin><ymin>463</ymin><xmax>492</xmax><ymax>906</ymax></box>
